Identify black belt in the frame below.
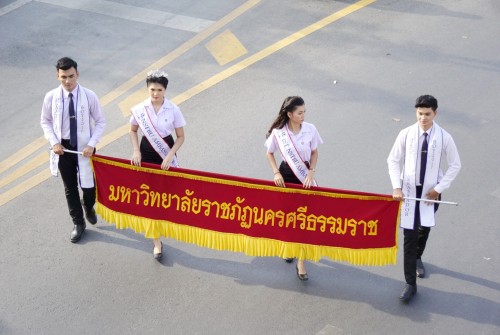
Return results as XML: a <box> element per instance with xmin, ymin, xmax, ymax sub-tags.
<box><xmin>61</xmin><ymin>139</ymin><xmax>73</xmax><ymax>147</ymax></box>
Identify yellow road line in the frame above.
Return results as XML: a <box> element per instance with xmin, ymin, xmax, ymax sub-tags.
<box><xmin>175</xmin><ymin>0</ymin><xmax>376</xmax><ymax>103</ymax></box>
<box><xmin>0</xmin><ymin>169</ymin><xmax>52</xmax><ymax>207</ymax></box>
<box><xmin>205</xmin><ymin>30</ymin><xmax>248</xmax><ymax>66</ymax></box>
<box><xmin>0</xmin><ymin>0</ymin><xmax>261</xmax><ymax>197</ymax></box>
<box><xmin>102</xmin><ymin>0</ymin><xmax>262</xmax><ymax>107</ymax></box>
<box><xmin>0</xmin><ymin>136</ymin><xmax>47</xmax><ymax>175</ymax></box>
<box><xmin>98</xmin><ymin>124</ymin><xmax>130</xmax><ymax>148</ymax></box>
<box><xmin>0</xmin><ymin>151</ymin><xmax>48</xmax><ymax>188</ymax></box>
<box><xmin>0</xmin><ymin>0</ymin><xmax>375</xmax><ymax>206</ymax></box>
<box><xmin>1</xmin><ymin>0</ymin><xmax>262</xmax><ymax>176</ymax></box>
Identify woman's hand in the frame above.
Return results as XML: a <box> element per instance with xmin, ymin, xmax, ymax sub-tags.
<box><xmin>131</xmin><ymin>151</ymin><xmax>141</xmax><ymax>166</ymax></box>
<box><xmin>303</xmin><ymin>170</ymin><xmax>315</xmax><ymax>189</ymax></box>
<box><xmin>274</xmin><ymin>172</ymin><xmax>285</xmax><ymax>188</ymax></box>
<box><xmin>161</xmin><ymin>152</ymin><xmax>175</xmax><ymax>170</ymax></box>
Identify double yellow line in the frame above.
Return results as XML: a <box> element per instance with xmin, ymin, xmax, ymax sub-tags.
<box><xmin>0</xmin><ymin>0</ymin><xmax>375</xmax><ymax>206</ymax></box>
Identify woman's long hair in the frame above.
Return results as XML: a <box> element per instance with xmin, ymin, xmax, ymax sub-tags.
<box><xmin>266</xmin><ymin>96</ymin><xmax>305</xmax><ymax>137</ymax></box>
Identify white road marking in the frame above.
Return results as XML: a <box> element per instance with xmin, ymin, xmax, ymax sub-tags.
<box><xmin>35</xmin><ymin>0</ymin><xmax>214</xmax><ymax>32</ymax></box>
<box><xmin>0</xmin><ymin>0</ymin><xmax>31</xmax><ymax>16</ymax></box>
<box><xmin>317</xmin><ymin>324</ymin><xmax>344</xmax><ymax>335</ymax></box>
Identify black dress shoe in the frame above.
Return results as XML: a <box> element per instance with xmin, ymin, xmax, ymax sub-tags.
<box><xmin>399</xmin><ymin>284</ymin><xmax>417</xmax><ymax>302</ymax></box>
<box><xmin>296</xmin><ymin>265</ymin><xmax>308</xmax><ymax>281</ymax></box>
<box><xmin>284</xmin><ymin>258</ymin><xmax>294</xmax><ymax>263</ymax></box>
<box><xmin>70</xmin><ymin>223</ymin><xmax>86</xmax><ymax>243</ymax></box>
<box><xmin>84</xmin><ymin>207</ymin><xmax>98</xmax><ymax>225</ymax></box>
<box><xmin>416</xmin><ymin>259</ymin><xmax>425</xmax><ymax>278</ymax></box>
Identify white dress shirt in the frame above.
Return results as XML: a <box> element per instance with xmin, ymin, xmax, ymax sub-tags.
<box><xmin>387</xmin><ymin>122</ymin><xmax>461</xmax><ymax>194</ymax></box>
<box><xmin>40</xmin><ymin>84</ymin><xmax>106</xmax><ymax>148</ymax></box>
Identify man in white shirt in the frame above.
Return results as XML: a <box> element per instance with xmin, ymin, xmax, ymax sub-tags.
<box><xmin>387</xmin><ymin>95</ymin><xmax>461</xmax><ymax>302</ymax></box>
<box><xmin>40</xmin><ymin>57</ymin><xmax>106</xmax><ymax>242</ymax></box>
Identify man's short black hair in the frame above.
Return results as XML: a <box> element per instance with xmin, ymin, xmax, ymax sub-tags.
<box><xmin>56</xmin><ymin>57</ymin><xmax>78</xmax><ymax>71</ymax></box>
<box><xmin>415</xmin><ymin>95</ymin><xmax>438</xmax><ymax>111</ymax></box>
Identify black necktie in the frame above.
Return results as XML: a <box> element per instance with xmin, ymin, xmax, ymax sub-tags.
<box><xmin>420</xmin><ymin>133</ymin><xmax>428</xmax><ymax>185</ymax></box>
<box><xmin>69</xmin><ymin>92</ymin><xmax>77</xmax><ymax>147</ymax></box>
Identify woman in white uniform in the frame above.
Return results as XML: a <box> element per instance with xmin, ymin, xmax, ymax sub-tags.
<box><xmin>264</xmin><ymin>96</ymin><xmax>323</xmax><ymax>280</ymax></box>
<box><xmin>129</xmin><ymin>70</ymin><xmax>186</xmax><ymax>260</ymax></box>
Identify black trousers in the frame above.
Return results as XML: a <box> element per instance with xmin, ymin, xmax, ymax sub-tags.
<box><xmin>59</xmin><ymin>140</ymin><xmax>95</xmax><ymax>225</ymax></box>
<box><xmin>403</xmin><ymin>186</ymin><xmax>440</xmax><ymax>285</ymax></box>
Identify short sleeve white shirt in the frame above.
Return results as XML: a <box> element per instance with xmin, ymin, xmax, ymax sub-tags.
<box><xmin>265</xmin><ymin>122</ymin><xmax>323</xmax><ymax>161</ymax></box>
<box><xmin>130</xmin><ymin>98</ymin><xmax>186</xmax><ymax>137</ymax></box>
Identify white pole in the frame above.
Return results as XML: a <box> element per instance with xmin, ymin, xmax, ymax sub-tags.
<box><xmin>62</xmin><ymin>149</ymin><xmax>83</xmax><ymax>155</ymax></box>
<box><xmin>49</xmin><ymin>147</ymin><xmax>83</xmax><ymax>155</ymax></box>
<box><xmin>403</xmin><ymin>197</ymin><xmax>458</xmax><ymax>206</ymax></box>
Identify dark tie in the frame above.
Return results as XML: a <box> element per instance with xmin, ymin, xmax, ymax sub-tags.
<box><xmin>419</xmin><ymin>133</ymin><xmax>428</xmax><ymax>185</ymax></box>
<box><xmin>69</xmin><ymin>92</ymin><xmax>77</xmax><ymax>147</ymax></box>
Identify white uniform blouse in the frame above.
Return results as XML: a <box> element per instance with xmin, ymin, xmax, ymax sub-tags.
<box><xmin>130</xmin><ymin>98</ymin><xmax>186</xmax><ymax>137</ymax></box>
<box><xmin>264</xmin><ymin>122</ymin><xmax>323</xmax><ymax>162</ymax></box>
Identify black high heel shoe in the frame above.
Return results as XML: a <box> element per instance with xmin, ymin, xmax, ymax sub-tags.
<box><xmin>284</xmin><ymin>258</ymin><xmax>294</xmax><ymax>263</ymax></box>
<box><xmin>153</xmin><ymin>241</ymin><xmax>163</xmax><ymax>261</ymax></box>
<box><xmin>296</xmin><ymin>265</ymin><xmax>308</xmax><ymax>281</ymax></box>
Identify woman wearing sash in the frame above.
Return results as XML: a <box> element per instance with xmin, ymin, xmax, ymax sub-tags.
<box><xmin>264</xmin><ymin>96</ymin><xmax>323</xmax><ymax>281</ymax></box>
<box><xmin>129</xmin><ymin>70</ymin><xmax>186</xmax><ymax>260</ymax></box>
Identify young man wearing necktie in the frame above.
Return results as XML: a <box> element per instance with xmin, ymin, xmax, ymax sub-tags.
<box><xmin>387</xmin><ymin>95</ymin><xmax>461</xmax><ymax>302</ymax></box>
<box><xmin>40</xmin><ymin>57</ymin><xmax>106</xmax><ymax>242</ymax></box>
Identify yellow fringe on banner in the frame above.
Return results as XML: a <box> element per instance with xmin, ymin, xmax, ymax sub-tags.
<box><xmin>97</xmin><ymin>203</ymin><xmax>397</xmax><ymax>266</ymax></box>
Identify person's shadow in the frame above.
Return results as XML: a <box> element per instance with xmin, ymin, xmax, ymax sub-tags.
<box><xmin>82</xmin><ymin>225</ymin><xmax>500</xmax><ymax>327</ymax></box>
<box><xmin>78</xmin><ymin>224</ymin><xmax>151</xmax><ymax>254</ymax></box>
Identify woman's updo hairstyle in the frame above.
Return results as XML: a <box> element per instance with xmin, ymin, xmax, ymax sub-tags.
<box><xmin>146</xmin><ymin>69</ymin><xmax>169</xmax><ymax>89</ymax></box>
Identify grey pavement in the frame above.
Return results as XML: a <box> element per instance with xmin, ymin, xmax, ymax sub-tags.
<box><xmin>0</xmin><ymin>0</ymin><xmax>499</xmax><ymax>334</ymax></box>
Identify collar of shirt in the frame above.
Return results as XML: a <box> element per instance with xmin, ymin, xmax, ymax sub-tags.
<box><xmin>290</xmin><ymin>123</ymin><xmax>313</xmax><ymax>137</ymax></box>
<box><xmin>145</xmin><ymin>98</ymin><xmax>175</xmax><ymax>114</ymax></box>
<box><xmin>419</xmin><ymin>124</ymin><xmax>433</xmax><ymax>137</ymax></box>
<box><xmin>62</xmin><ymin>85</ymin><xmax>79</xmax><ymax>98</ymax></box>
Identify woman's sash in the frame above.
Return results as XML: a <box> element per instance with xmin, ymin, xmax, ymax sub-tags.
<box><xmin>400</xmin><ymin>123</ymin><xmax>443</xmax><ymax>228</ymax></box>
<box><xmin>131</xmin><ymin>101</ymin><xmax>178</xmax><ymax>167</ymax></box>
<box><xmin>49</xmin><ymin>85</ymin><xmax>94</xmax><ymax>188</ymax></box>
<box><xmin>274</xmin><ymin>126</ymin><xmax>317</xmax><ymax>186</ymax></box>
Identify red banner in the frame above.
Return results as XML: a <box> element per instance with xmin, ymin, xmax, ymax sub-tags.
<box><xmin>92</xmin><ymin>155</ymin><xmax>400</xmax><ymax>265</ymax></box>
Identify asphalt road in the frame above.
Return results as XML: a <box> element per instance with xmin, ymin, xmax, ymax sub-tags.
<box><xmin>1</xmin><ymin>0</ymin><xmax>499</xmax><ymax>334</ymax></box>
